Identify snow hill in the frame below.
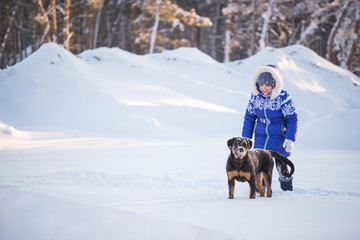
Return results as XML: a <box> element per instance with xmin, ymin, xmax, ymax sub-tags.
<box><xmin>1</xmin><ymin>43</ymin><xmax>360</xmax><ymax>240</ymax></box>
<box><xmin>0</xmin><ymin>43</ymin><xmax>359</xmax><ymax>148</ymax></box>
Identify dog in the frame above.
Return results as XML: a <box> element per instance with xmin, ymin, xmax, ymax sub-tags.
<box><xmin>226</xmin><ymin>137</ymin><xmax>295</xmax><ymax>199</ymax></box>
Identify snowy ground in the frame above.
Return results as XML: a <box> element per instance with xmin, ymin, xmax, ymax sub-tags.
<box><xmin>1</xmin><ymin>140</ymin><xmax>360</xmax><ymax>240</ymax></box>
<box><xmin>1</xmin><ymin>43</ymin><xmax>360</xmax><ymax>239</ymax></box>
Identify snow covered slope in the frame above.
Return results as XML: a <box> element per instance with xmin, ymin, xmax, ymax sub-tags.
<box><xmin>1</xmin><ymin>43</ymin><xmax>359</xmax><ymax>146</ymax></box>
<box><xmin>1</xmin><ymin>43</ymin><xmax>360</xmax><ymax>240</ymax></box>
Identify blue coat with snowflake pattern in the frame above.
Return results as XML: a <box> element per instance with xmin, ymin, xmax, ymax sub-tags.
<box><xmin>242</xmin><ymin>90</ymin><xmax>298</xmax><ymax>157</ymax></box>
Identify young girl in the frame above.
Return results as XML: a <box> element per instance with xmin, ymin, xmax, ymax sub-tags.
<box><xmin>242</xmin><ymin>64</ymin><xmax>298</xmax><ymax>191</ymax></box>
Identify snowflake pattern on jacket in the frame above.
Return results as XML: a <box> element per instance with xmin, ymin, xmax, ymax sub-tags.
<box><xmin>247</xmin><ymin>93</ymin><xmax>296</xmax><ymax>116</ymax></box>
<box><xmin>242</xmin><ymin>90</ymin><xmax>298</xmax><ymax>157</ymax></box>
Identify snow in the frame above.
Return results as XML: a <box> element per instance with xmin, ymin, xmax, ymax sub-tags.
<box><xmin>1</xmin><ymin>43</ymin><xmax>360</xmax><ymax>240</ymax></box>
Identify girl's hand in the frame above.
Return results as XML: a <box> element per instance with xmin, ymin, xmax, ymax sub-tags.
<box><xmin>283</xmin><ymin>139</ymin><xmax>294</xmax><ymax>152</ymax></box>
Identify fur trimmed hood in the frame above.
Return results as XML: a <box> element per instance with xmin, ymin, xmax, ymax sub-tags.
<box><xmin>252</xmin><ymin>65</ymin><xmax>283</xmax><ymax>100</ymax></box>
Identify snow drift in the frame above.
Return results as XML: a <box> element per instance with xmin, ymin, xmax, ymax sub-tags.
<box><xmin>1</xmin><ymin>43</ymin><xmax>359</xmax><ymax>144</ymax></box>
<box><xmin>1</xmin><ymin>43</ymin><xmax>360</xmax><ymax>240</ymax></box>
<box><xmin>0</xmin><ymin>189</ymin><xmax>234</xmax><ymax>240</ymax></box>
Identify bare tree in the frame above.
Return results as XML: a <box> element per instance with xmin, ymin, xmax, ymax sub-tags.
<box><xmin>0</xmin><ymin>0</ymin><xmax>21</xmax><ymax>67</ymax></box>
<box><xmin>64</xmin><ymin>0</ymin><xmax>72</xmax><ymax>49</ymax></box>
<box><xmin>251</xmin><ymin>0</ymin><xmax>256</xmax><ymax>55</ymax></box>
<box><xmin>37</xmin><ymin>0</ymin><xmax>52</xmax><ymax>43</ymax></box>
<box><xmin>149</xmin><ymin>0</ymin><xmax>160</xmax><ymax>54</ymax></box>
<box><xmin>259</xmin><ymin>0</ymin><xmax>275</xmax><ymax>49</ymax></box>
<box><xmin>346</xmin><ymin>16</ymin><xmax>359</xmax><ymax>71</ymax></box>
<box><xmin>93</xmin><ymin>0</ymin><xmax>104</xmax><ymax>48</ymax></box>
<box><xmin>327</xmin><ymin>0</ymin><xmax>353</xmax><ymax>62</ymax></box>
<box><xmin>0</xmin><ymin>0</ymin><xmax>359</xmax><ymax>76</ymax></box>
<box><xmin>51</xmin><ymin>0</ymin><xmax>58</xmax><ymax>42</ymax></box>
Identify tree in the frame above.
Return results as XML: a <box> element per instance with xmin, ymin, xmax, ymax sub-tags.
<box><xmin>0</xmin><ymin>0</ymin><xmax>21</xmax><ymax>67</ymax></box>
<box><xmin>0</xmin><ymin>0</ymin><xmax>359</xmax><ymax>77</ymax></box>
<box><xmin>222</xmin><ymin>0</ymin><xmax>238</xmax><ymax>62</ymax></box>
<box><xmin>327</xmin><ymin>0</ymin><xmax>353</xmax><ymax>62</ymax></box>
<box><xmin>149</xmin><ymin>0</ymin><xmax>160</xmax><ymax>54</ymax></box>
<box><xmin>64</xmin><ymin>0</ymin><xmax>72</xmax><ymax>49</ymax></box>
<box><xmin>259</xmin><ymin>0</ymin><xmax>275</xmax><ymax>49</ymax></box>
<box><xmin>36</xmin><ymin>0</ymin><xmax>52</xmax><ymax>43</ymax></box>
<box><xmin>137</xmin><ymin>0</ymin><xmax>213</xmax><ymax>54</ymax></box>
<box><xmin>328</xmin><ymin>0</ymin><xmax>360</xmax><ymax>72</ymax></box>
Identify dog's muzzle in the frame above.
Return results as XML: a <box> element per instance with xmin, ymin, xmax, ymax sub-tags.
<box><xmin>232</xmin><ymin>146</ymin><xmax>246</xmax><ymax>159</ymax></box>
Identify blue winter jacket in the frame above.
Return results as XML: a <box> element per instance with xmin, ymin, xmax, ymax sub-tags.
<box><xmin>242</xmin><ymin>90</ymin><xmax>298</xmax><ymax>157</ymax></box>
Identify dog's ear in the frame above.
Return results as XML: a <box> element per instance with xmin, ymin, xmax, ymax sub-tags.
<box><xmin>244</xmin><ymin>138</ymin><xmax>253</xmax><ymax>150</ymax></box>
<box><xmin>227</xmin><ymin>137</ymin><xmax>236</xmax><ymax>150</ymax></box>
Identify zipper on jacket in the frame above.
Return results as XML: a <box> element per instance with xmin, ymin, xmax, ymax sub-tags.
<box><xmin>263</xmin><ymin>95</ymin><xmax>270</xmax><ymax>150</ymax></box>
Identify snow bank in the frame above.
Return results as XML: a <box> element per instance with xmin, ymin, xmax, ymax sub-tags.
<box><xmin>1</xmin><ymin>43</ymin><xmax>359</xmax><ymax>148</ymax></box>
<box><xmin>0</xmin><ymin>189</ymin><xmax>235</xmax><ymax>240</ymax></box>
<box><xmin>296</xmin><ymin>109</ymin><xmax>360</xmax><ymax>149</ymax></box>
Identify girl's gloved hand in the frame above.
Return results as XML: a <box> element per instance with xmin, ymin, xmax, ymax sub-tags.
<box><xmin>283</xmin><ymin>139</ymin><xmax>294</xmax><ymax>152</ymax></box>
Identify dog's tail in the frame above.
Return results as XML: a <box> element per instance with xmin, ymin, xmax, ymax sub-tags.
<box><xmin>269</xmin><ymin>151</ymin><xmax>295</xmax><ymax>178</ymax></box>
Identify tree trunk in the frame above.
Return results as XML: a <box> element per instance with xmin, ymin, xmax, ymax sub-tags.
<box><xmin>224</xmin><ymin>19</ymin><xmax>231</xmax><ymax>62</ymax></box>
<box><xmin>121</xmin><ymin>13</ymin><xmax>128</xmax><ymax>50</ymax></box>
<box><xmin>17</xmin><ymin>6</ymin><xmax>24</xmax><ymax>61</ymax></box>
<box><xmin>327</xmin><ymin>0</ymin><xmax>352</xmax><ymax>62</ymax></box>
<box><xmin>251</xmin><ymin>0</ymin><xmax>256</xmax><ymax>55</ymax></box>
<box><xmin>130</xmin><ymin>0</ymin><xmax>136</xmax><ymax>52</ymax></box>
<box><xmin>0</xmin><ymin>1</ymin><xmax>21</xmax><ymax>67</ymax></box>
<box><xmin>259</xmin><ymin>0</ymin><xmax>275</xmax><ymax>49</ymax></box>
<box><xmin>224</xmin><ymin>0</ymin><xmax>233</xmax><ymax>62</ymax></box>
<box><xmin>31</xmin><ymin>0</ymin><xmax>38</xmax><ymax>52</ymax></box>
<box><xmin>108</xmin><ymin>12</ymin><xmax>121</xmax><ymax>47</ymax></box>
<box><xmin>38</xmin><ymin>0</ymin><xmax>52</xmax><ymax>43</ymax></box>
<box><xmin>51</xmin><ymin>0</ymin><xmax>57</xmax><ymax>42</ymax></box>
<box><xmin>346</xmin><ymin>18</ymin><xmax>359</xmax><ymax>70</ymax></box>
<box><xmin>87</xmin><ymin>10</ymin><xmax>94</xmax><ymax>49</ymax></box>
<box><xmin>149</xmin><ymin>0</ymin><xmax>160</xmax><ymax>54</ymax></box>
<box><xmin>211</xmin><ymin>2</ymin><xmax>220</xmax><ymax>59</ymax></box>
<box><xmin>64</xmin><ymin>0</ymin><xmax>71</xmax><ymax>49</ymax></box>
<box><xmin>93</xmin><ymin>5</ymin><xmax>103</xmax><ymax>49</ymax></box>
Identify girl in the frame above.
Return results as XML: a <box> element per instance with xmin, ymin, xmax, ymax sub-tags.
<box><xmin>242</xmin><ymin>64</ymin><xmax>298</xmax><ymax>191</ymax></box>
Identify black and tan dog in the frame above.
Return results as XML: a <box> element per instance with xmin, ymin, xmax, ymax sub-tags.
<box><xmin>226</xmin><ymin>137</ymin><xmax>295</xmax><ymax>199</ymax></box>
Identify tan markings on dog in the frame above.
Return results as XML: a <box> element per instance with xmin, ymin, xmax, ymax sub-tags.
<box><xmin>226</xmin><ymin>170</ymin><xmax>251</xmax><ymax>181</ymax></box>
<box><xmin>238</xmin><ymin>171</ymin><xmax>251</xmax><ymax>181</ymax></box>
<box><xmin>263</xmin><ymin>173</ymin><xmax>272</xmax><ymax>198</ymax></box>
<box><xmin>227</xmin><ymin>170</ymin><xmax>238</xmax><ymax>180</ymax></box>
<box><xmin>256</xmin><ymin>172</ymin><xmax>265</xmax><ymax>197</ymax></box>
<box><xmin>229</xmin><ymin>184</ymin><xmax>235</xmax><ymax>199</ymax></box>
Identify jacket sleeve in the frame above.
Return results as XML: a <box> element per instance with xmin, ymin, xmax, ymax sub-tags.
<box><xmin>281</xmin><ymin>92</ymin><xmax>298</xmax><ymax>142</ymax></box>
<box><xmin>242</xmin><ymin>97</ymin><xmax>257</xmax><ymax>139</ymax></box>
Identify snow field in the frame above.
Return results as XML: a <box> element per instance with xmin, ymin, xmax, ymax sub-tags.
<box><xmin>1</xmin><ymin>43</ymin><xmax>360</xmax><ymax>239</ymax></box>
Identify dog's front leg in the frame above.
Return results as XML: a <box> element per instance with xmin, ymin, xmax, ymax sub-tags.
<box><xmin>248</xmin><ymin>177</ymin><xmax>256</xmax><ymax>199</ymax></box>
<box><xmin>228</xmin><ymin>179</ymin><xmax>235</xmax><ymax>199</ymax></box>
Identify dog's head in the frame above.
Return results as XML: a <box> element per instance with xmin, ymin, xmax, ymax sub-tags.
<box><xmin>227</xmin><ymin>137</ymin><xmax>253</xmax><ymax>159</ymax></box>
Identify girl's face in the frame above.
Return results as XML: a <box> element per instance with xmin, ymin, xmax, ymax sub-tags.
<box><xmin>259</xmin><ymin>85</ymin><xmax>274</xmax><ymax>96</ymax></box>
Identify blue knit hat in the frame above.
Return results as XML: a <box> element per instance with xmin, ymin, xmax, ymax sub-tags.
<box><xmin>257</xmin><ymin>72</ymin><xmax>275</xmax><ymax>87</ymax></box>
<box><xmin>252</xmin><ymin>64</ymin><xmax>283</xmax><ymax>100</ymax></box>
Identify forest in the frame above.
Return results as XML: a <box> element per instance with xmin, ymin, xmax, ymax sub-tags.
<box><xmin>0</xmin><ymin>0</ymin><xmax>359</xmax><ymax>77</ymax></box>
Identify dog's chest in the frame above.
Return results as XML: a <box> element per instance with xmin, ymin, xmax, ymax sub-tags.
<box><xmin>227</xmin><ymin>170</ymin><xmax>251</xmax><ymax>182</ymax></box>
